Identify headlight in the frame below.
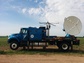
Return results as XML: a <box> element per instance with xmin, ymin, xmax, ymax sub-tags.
<box><xmin>8</xmin><ymin>35</ymin><xmax>13</xmax><ymax>39</ymax></box>
<box><xmin>8</xmin><ymin>35</ymin><xmax>11</xmax><ymax>39</ymax></box>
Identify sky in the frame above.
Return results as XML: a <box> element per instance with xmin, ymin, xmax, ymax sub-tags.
<box><xmin>0</xmin><ymin>0</ymin><xmax>84</xmax><ymax>36</ymax></box>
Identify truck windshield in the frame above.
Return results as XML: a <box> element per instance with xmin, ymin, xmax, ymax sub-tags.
<box><xmin>20</xmin><ymin>29</ymin><xmax>27</xmax><ymax>34</ymax></box>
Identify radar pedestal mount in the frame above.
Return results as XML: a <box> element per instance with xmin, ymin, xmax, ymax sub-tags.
<box><xmin>63</xmin><ymin>16</ymin><xmax>82</xmax><ymax>50</ymax></box>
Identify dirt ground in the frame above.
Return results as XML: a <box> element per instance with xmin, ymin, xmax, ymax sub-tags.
<box><xmin>0</xmin><ymin>46</ymin><xmax>84</xmax><ymax>63</ymax></box>
<box><xmin>0</xmin><ymin>54</ymin><xmax>84</xmax><ymax>63</ymax></box>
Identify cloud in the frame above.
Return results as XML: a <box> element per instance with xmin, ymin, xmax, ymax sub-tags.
<box><xmin>22</xmin><ymin>8</ymin><xmax>27</xmax><ymax>13</ymax></box>
<box><xmin>27</xmin><ymin>0</ymin><xmax>84</xmax><ymax>22</ymax></box>
<box><xmin>28</xmin><ymin>8</ymin><xmax>42</xmax><ymax>15</ymax></box>
<box><xmin>45</xmin><ymin>0</ymin><xmax>84</xmax><ymax>22</ymax></box>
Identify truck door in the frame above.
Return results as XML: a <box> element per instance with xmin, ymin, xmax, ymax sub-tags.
<box><xmin>20</xmin><ymin>28</ymin><xmax>28</xmax><ymax>41</ymax></box>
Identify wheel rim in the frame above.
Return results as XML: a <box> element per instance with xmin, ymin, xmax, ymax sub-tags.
<box><xmin>11</xmin><ymin>43</ymin><xmax>17</xmax><ymax>49</ymax></box>
<box><xmin>62</xmin><ymin>44</ymin><xmax>68</xmax><ymax>50</ymax></box>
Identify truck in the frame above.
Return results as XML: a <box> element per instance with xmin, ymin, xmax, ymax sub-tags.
<box><xmin>8</xmin><ymin>22</ymin><xmax>80</xmax><ymax>51</ymax></box>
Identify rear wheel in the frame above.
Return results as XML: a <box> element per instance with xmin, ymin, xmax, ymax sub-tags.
<box><xmin>10</xmin><ymin>41</ymin><xmax>19</xmax><ymax>50</ymax></box>
<box><xmin>60</xmin><ymin>43</ymin><xmax>69</xmax><ymax>51</ymax></box>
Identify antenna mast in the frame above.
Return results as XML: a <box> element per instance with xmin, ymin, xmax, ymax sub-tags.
<box><xmin>39</xmin><ymin>21</ymin><xmax>58</xmax><ymax>38</ymax></box>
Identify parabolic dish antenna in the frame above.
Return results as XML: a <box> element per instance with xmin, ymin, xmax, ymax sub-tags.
<box><xmin>64</xmin><ymin>16</ymin><xmax>82</xmax><ymax>35</ymax></box>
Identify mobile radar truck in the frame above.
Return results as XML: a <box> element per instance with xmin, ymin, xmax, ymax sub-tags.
<box><xmin>8</xmin><ymin>16</ymin><xmax>82</xmax><ymax>51</ymax></box>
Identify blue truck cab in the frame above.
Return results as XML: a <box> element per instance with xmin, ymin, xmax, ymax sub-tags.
<box><xmin>8</xmin><ymin>27</ymin><xmax>46</xmax><ymax>50</ymax></box>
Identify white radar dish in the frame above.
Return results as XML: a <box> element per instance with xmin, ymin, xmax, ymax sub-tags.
<box><xmin>64</xmin><ymin>16</ymin><xmax>82</xmax><ymax>35</ymax></box>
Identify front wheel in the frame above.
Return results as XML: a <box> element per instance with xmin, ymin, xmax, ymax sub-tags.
<box><xmin>10</xmin><ymin>41</ymin><xmax>19</xmax><ymax>50</ymax></box>
<box><xmin>60</xmin><ymin>43</ymin><xmax>69</xmax><ymax>51</ymax></box>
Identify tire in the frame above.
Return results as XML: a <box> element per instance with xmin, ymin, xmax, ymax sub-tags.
<box><xmin>60</xmin><ymin>42</ymin><xmax>69</xmax><ymax>51</ymax></box>
<box><xmin>10</xmin><ymin>41</ymin><xmax>19</xmax><ymax>50</ymax></box>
